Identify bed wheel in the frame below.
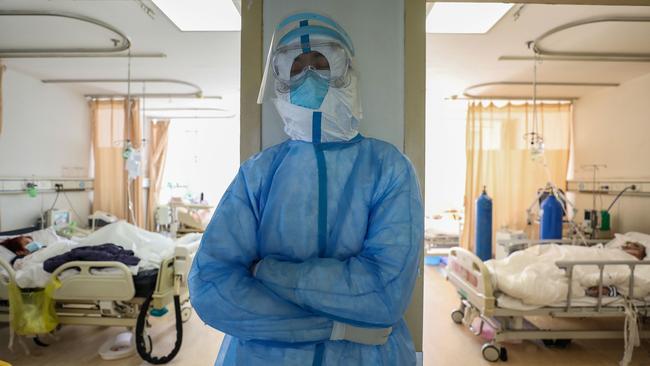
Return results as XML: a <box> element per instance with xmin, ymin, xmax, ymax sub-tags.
<box><xmin>482</xmin><ymin>343</ymin><xmax>501</xmax><ymax>362</ymax></box>
<box><xmin>499</xmin><ymin>347</ymin><xmax>508</xmax><ymax>361</ymax></box>
<box><xmin>181</xmin><ymin>306</ymin><xmax>192</xmax><ymax>323</ymax></box>
<box><xmin>451</xmin><ymin>309</ymin><xmax>464</xmax><ymax>324</ymax></box>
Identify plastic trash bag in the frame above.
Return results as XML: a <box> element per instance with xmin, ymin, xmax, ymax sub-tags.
<box><xmin>8</xmin><ymin>279</ymin><xmax>61</xmax><ymax>336</ymax></box>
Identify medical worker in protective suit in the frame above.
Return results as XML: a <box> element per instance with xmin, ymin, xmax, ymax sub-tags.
<box><xmin>189</xmin><ymin>12</ymin><xmax>423</xmax><ymax>366</ymax></box>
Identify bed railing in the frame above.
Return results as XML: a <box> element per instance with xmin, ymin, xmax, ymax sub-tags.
<box><xmin>555</xmin><ymin>260</ymin><xmax>650</xmax><ymax>312</ymax></box>
<box><xmin>0</xmin><ymin>257</ymin><xmax>15</xmax><ymax>300</ymax></box>
<box><xmin>50</xmin><ymin>261</ymin><xmax>135</xmax><ymax>301</ymax></box>
<box><xmin>447</xmin><ymin>247</ymin><xmax>496</xmax><ymax>314</ymax></box>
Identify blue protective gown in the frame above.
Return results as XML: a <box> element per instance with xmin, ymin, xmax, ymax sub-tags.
<box><xmin>189</xmin><ymin>133</ymin><xmax>423</xmax><ymax>365</ymax></box>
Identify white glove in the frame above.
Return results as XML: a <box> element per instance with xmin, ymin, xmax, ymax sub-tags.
<box><xmin>330</xmin><ymin>321</ymin><xmax>392</xmax><ymax>346</ymax></box>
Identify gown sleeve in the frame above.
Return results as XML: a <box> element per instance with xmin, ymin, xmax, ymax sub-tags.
<box><xmin>254</xmin><ymin>159</ymin><xmax>424</xmax><ymax>327</ymax></box>
<box><xmin>189</xmin><ymin>169</ymin><xmax>333</xmax><ymax>343</ymax></box>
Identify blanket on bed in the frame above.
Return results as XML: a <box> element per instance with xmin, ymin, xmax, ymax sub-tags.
<box><xmin>43</xmin><ymin>243</ymin><xmax>140</xmax><ymax>273</ymax></box>
<box><xmin>4</xmin><ymin>221</ymin><xmax>177</xmax><ymax>289</ymax></box>
<box><xmin>485</xmin><ymin>243</ymin><xmax>650</xmax><ymax>306</ymax></box>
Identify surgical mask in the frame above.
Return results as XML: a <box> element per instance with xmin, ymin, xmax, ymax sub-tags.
<box><xmin>26</xmin><ymin>241</ymin><xmax>43</xmax><ymax>253</ymax></box>
<box><xmin>274</xmin><ymin>72</ymin><xmax>362</xmax><ymax>143</ymax></box>
<box><xmin>290</xmin><ymin>70</ymin><xmax>330</xmax><ymax>109</ymax></box>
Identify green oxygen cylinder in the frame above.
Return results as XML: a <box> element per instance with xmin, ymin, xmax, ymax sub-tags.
<box><xmin>600</xmin><ymin>210</ymin><xmax>611</xmax><ymax>231</ymax></box>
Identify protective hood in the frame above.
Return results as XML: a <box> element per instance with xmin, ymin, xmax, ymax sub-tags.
<box><xmin>274</xmin><ymin>71</ymin><xmax>362</xmax><ymax>143</ymax></box>
<box><xmin>259</xmin><ymin>12</ymin><xmax>363</xmax><ymax>143</ymax></box>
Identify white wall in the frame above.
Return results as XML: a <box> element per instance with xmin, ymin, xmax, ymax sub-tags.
<box><xmin>0</xmin><ymin>68</ymin><xmax>90</xmax><ymax>231</ymax></box>
<box><xmin>572</xmin><ymin>72</ymin><xmax>650</xmax><ymax>234</ymax></box>
<box><xmin>424</xmin><ymin>97</ymin><xmax>466</xmax><ymax>217</ymax></box>
<box><xmin>262</xmin><ymin>0</ymin><xmax>405</xmax><ymax>150</ymax></box>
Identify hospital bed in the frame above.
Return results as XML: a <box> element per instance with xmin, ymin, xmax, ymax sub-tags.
<box><xmin>0</xmin><ymin>226</ymin><xmax>199</xmax><ymax>364</ymax></box>
<box><xmin>446</xmin><ymin>241</ymin><xmax>650</xmax><ymax>363</ymax></box>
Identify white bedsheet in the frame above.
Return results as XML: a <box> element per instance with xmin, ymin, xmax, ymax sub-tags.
<box><xmin>75</xmin><ymin>221</ymin><xmax>175</xmax><ymax>271</ymax></box>
<box><xmin>485</xmin><ymin>239</ymin><xmax>650</xmax><ymax>307</ymax></box>
<box><xmin>496</xmin><ymin>293</ymin><xmax>650</xmax><ymax>311</ymax></box>
<box><xmin>3</xmin><ymin>221</ymin><xmax>198</xmax><ymax>289</ymax></box>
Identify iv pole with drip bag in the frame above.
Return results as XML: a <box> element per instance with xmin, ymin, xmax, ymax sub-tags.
<box><xmin>523</xmin><ymin>44</ymin><xmax>586</xmax><ymax>244</ymax></box>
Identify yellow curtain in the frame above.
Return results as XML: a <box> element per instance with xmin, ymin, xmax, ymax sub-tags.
<box><xmin>91</xmin><ymin>99</ymin><xmax>144</xmax><ymax>225</ymax></box>
<box><xmin>146</xmin><ymin>120</ymin><xmax>171</xmax><ymax>231</ymax></box>
<box><xmin>129</xmin><ymin>100</ymin><xmax>145</xmax><ymax>228</ymax></box>
<box><xmin>461</xmin><ymin>102</ymin><xmax>572</xmax><ymax>253</ymax></box>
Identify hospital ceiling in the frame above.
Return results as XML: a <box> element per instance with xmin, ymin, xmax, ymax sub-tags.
<box><xmin>0</xmin><ymin>0</ymin><xmax>241</xmax><ymax>112</ymax></box>
<box><xmin>426</xmin><ymin>4</ymin><xmax>650</xmax><ymax>100</ymax></box>
<box><xmin>1</xmin><ymin>2</ymin><xmax>649</xmax><ymax>107</ymax></box>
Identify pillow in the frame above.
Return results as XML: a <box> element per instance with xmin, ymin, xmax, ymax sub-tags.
<box><xmin>624</xmin><ymin>232</ymin><xmax>650</xmax><ymax>252</ymax></box>
<box><xmin>0</xmin><ymin>245</ymin><xmax>16</xmax><ymax>266</ymax></box>
<box><xmin>29</xmin><ymin>227</ymin><xmax>61</xmax><ymax>246</ymax></box>
<box><xmin>605</xmin><ymin>234</ymin><xmax>630</xmax><ymax>249</ymax></box>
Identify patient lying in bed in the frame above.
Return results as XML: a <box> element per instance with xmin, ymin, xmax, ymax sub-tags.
<box><xmin>584</xmin><ymin>242</ymin><xmax>646</xmax><ymax>297</ymax></box>
<box><xmin>485</xmin><ymin>234</ymin><xmax>650</xmax><ymax>306</ymax></box>
<box><xmin>0</xmin><ymin>222</ymin><xmax>182</xmax><ymax>289</ymax></box>
<box><xmin>0</xmin><ymin>235</ymin><xmax>44</xmax><ymax>259</ymax></box>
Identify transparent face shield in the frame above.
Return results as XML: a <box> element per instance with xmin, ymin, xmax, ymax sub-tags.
<box><xmin>258</xmin><ymin>14</ymin><xmax>356</xmax><ymax>104</ymax></box>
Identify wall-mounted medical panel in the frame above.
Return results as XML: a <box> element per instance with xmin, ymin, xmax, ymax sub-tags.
<box><xmin>566</xmin><ymin>179</ymin><xmax>650</xmax><ymax>197</ymax></box>
<box><xmin>0</xmin><ymin>177</ymin><xmax>94</xmax><ymax>195</ymax></box>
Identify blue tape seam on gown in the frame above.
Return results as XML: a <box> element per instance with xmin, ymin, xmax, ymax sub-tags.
<box><xmin>312</xmin><ymin>111</ymin><xmax>327</xmax><ymax>366</ymax></box>
<box><xmin>313</xmin><ymin>342</ymin><xmax>325</xmax><ymax>366</ymax></box>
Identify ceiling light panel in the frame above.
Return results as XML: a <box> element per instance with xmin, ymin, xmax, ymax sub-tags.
<box><xmin>426</xmin><ymin>3</ymin><xmax>512</xmax><ymax>34</ymax></box>
<box><xmin>152</xmin><ymin>0</ymin><xmax>240</xmax><ymax>31</ymax></box>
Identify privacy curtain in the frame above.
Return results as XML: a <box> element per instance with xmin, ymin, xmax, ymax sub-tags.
<box><xmin>129</xmin><ymin>100</ymin><xmax>145</xmax><ymax>228</ymax></box>
<box><xmin>91</xmin><ymin>99</ymin><xmax>144</xmax><ymax>226</ymax></box>
<box><xmin>461</xmin><ymin>102</ymin><xmax>572</xmax><ymax>253</ymax></box>
<box><xmin>146</xmin><ymin>120</ymin><xmax>171</xmax><ymax>231</ymax></box>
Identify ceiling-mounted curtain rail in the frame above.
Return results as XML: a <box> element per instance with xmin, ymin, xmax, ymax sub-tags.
<box><xmin>462</xmin><ymin>81</ymin><xmax>619</xmax><ymax>101</ymax></box>
<box><xmin>0</xmin><ymin>53</ymin><xmax>166</xmax><ymax>59</ymax></box>
<box><xmin>143</xmin><ymin>107</ymin><xmax>230</xmax><ymax>112</ymax></box>
<box><xmin>143</xmin><ymin>107</ymin><xmax>235</xmax><ymax>119</ymax></box>
<box><xmin>0</xmin><ymin>10</ymin><xmax>135</xmax><ymax>57</ymax></box>
<box><xmin>147</xmin><ymin>115</ymin><xmax>236</xmax><ymax>119</ymax></box>
<box><xmin>499</xmin><ymin>55</ymin><xmax>650</xmax><ymax>63</ymax></box>
<box><xmin>41</xmin><ymin>78</ymin><xmax>216</xmax><ymax>99</ymax></box>
<box><xmin>86</xmin><ymin>95</ymin><xmax>223</xmax><ymax>100</ymax></box>
<box><xmin>500</xmin><ymin>16</ymin><xmax>650</xmax><ymax>63</ymax></box>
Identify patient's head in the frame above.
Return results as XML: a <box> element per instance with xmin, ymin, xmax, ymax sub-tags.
<box><xmin>622</xmin><ymin>241</ymin><xmax>646</xmax><ymax>260</ymax></box>
<box><xmin>0</xmin><ymin>236</ymin><xmax>33</xmax><ymax>256</ymax></box>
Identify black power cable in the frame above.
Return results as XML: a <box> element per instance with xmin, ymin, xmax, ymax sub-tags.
<box><xmin>607</xmin><ymin>185</ymin><xmax>637</xmax><ymax>213</ymax></box>
<box><xmin>135</xmin><ymin>295</ymin><xmax>183</xmax><ymax>364</ymax></box>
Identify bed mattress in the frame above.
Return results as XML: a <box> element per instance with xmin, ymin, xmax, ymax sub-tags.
<box><xmin>496</xmin><ymin>292</ymin><xmax>650</xmax><ymax>311</ymax></box>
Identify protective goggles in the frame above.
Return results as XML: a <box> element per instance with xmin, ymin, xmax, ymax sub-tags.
<box><xmin>258</xmin><ymin>13</ymin><xmax>356</xmax><ymax>103</ymax></box>
<box><xmin>272</xmin><ymin>41</ymin><xmax>351</xmax><ymax>93</ymax></box>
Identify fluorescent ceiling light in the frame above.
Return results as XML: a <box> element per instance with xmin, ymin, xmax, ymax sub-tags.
<box><xmin>426</xmin><ymin>3</ymin><xmax>512</xmax><ymax>34</ymax></box>
<box><xmin>152</xmin><ymin>0</ymin><xmax>240</xmax><ymax>31</ymax></box>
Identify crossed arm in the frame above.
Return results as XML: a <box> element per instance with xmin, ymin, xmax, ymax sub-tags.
<box><xmin>189</xmin><ymin>164</ymin><xmax>423</xmax><ymax>342</ymax></box>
